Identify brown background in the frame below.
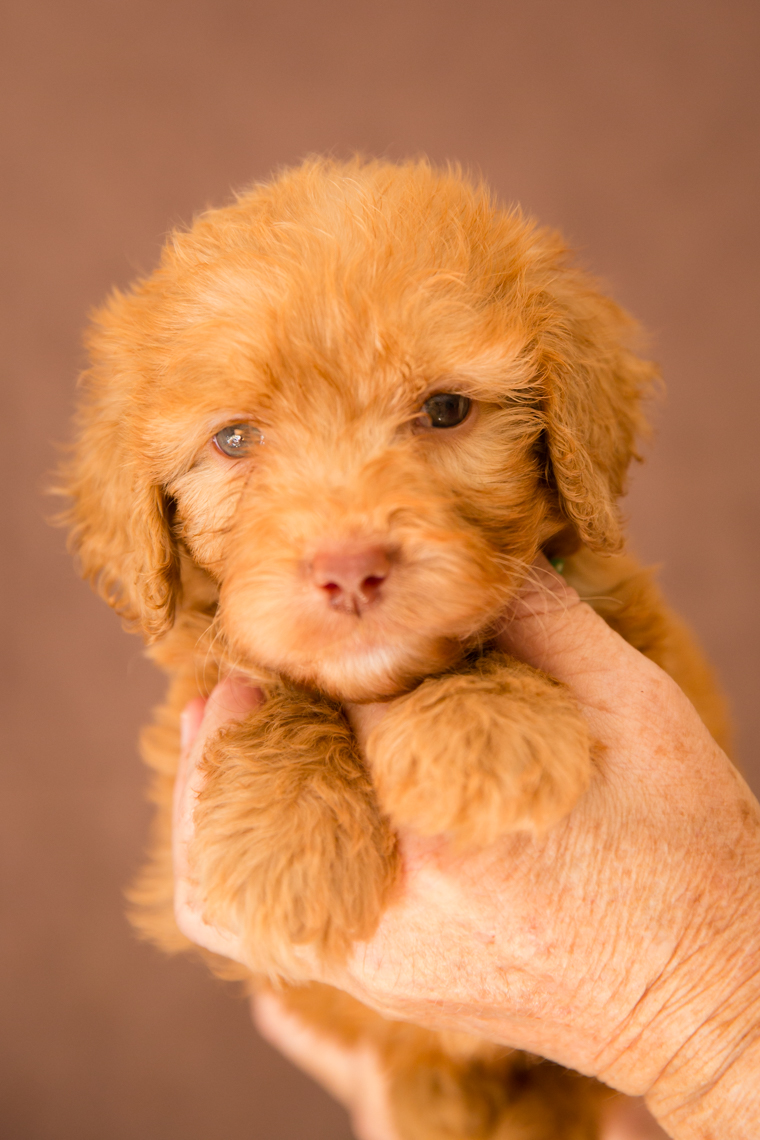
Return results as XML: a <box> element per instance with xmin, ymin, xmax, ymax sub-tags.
<box><xmin>1</xmin><ymin>2</ymin><xmax>758</xmax><ymax>1137</ymax></box>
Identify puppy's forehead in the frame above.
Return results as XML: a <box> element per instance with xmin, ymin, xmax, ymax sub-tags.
<box><xmin>137</xmin><ymin>162</ymin><xmax>554</xmax><ymax>444</ymax></box>
<box><xmin>158</xmin><ymin>239</ymin><xmax>529</xmax><ymax>420</ymax></box>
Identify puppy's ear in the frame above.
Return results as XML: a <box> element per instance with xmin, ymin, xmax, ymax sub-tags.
<box><xmin>539</xmin><ymin>284</ymin><xmax>655</xmax><ymax>553</ymax></box>
<box><xmin>62</xmin><ymin>304</ymin><xmax>179</xmax><ymax>640</ymax></box>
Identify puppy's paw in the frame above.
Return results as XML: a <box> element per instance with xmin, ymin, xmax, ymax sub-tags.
<box><xmin>367</xmin><ymin>655</ymin><xmax>592</xmax><ymax>846</ymax></box>
<box><xmin>191</xmin><ymin>688</ymin><xmax>398</xmax><ymax>982</ymax></box>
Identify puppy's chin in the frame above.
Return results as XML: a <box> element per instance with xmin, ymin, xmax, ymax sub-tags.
<box><xmin>225</xmin><ymin>633</ymin><xmax>464</xmax><ymax>702</ymax></box>
<box><xmin>247</xmin><ymin>636</ymin><xmax>464</xmax><ymax>703</ymax></box>
<box><xmin>221</xmin><ymin>579</ymin><xmax>499</xmax><ymax>701</ymax></box>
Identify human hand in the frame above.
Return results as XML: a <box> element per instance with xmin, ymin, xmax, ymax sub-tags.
<box><xmin>251</xmin><ymin>989</ymin><xmax>671</xmax><ymax>1140</ymax></box>
<box><xmin>174</xmin><ymin>561</ymin><xmax>760</xmax><ymax>1139</ymax></box>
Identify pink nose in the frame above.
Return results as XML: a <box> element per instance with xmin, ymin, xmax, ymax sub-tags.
<box><xmin>310</xmin><ymin>545</ymin><xmax>393</xmax><ymax>613</ymax></box>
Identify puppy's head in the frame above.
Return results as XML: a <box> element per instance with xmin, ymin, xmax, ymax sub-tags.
<box><xmin>65</xmin><ymin>159</ymin><xmax>653</xmax><ymax>700</ymax></box>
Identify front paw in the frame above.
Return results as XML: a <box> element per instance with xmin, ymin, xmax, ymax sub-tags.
<box><xmin>191</xmin><ymin>688</ymin><xmax>398</xmax><ymax>981</ymax></box>
<box><xmin>367</xmin><ymin>655</ymin><xmax>591</xmax><ymax>846</ymax></box>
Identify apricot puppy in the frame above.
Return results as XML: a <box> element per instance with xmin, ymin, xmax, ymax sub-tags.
<box><xmin>65</xmin><ymin>158</ymin><xmax>725</xmax><ymax>1139</ymax></box>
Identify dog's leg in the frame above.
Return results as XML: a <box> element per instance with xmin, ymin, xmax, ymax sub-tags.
<box><xmin>191</xmin><ymin>687</ymin><xmax>399</xmax><ymax>981</ymax></box>
<box><xmin>387</xmin><ymin>1051</ymin><xmax>605</xmax><ymax>1140</ymax></box>
<box><xmin>367</xmin><ymin>653</ymin><xmax>592</xmax><ymax>846</ymax></box>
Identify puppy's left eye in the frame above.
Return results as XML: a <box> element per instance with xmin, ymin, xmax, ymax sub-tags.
<box><xmin>420</xmin><ymin>393</ymin><xmax>471</xmax><ymax>428</ymax></box>
<box><xmin>213</xmin><ymin>422</ymin><xmax>262</xmax><ymax>457</ymax></box>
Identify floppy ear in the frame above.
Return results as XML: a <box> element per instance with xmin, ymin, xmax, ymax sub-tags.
<box><xmin>62</xmin><ymin>306</ymin><xmax>180</xmax><ymax>640</ymax></box>
<box><xmin>539</xmin><ymin>285</ymin><xmax>656</xmax><ymax>553</ymax></box>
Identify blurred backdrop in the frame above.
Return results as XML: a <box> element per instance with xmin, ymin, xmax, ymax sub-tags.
<box><xmin>1</xmin><ymin>1</ymin><xmax>758</xmax><ymax>1137</ymax></box>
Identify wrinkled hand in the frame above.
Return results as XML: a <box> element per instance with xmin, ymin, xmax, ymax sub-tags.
<box><xmin>173</xmin><ymin>560</ymin><xmax>760</xmax><ymax>1140</ymax></box>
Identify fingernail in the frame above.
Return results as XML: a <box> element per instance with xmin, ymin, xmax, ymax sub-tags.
<box><xmin>208</xmin><ymin>675</ymin><xmax>264</xmax><ymax>719</ymax></box>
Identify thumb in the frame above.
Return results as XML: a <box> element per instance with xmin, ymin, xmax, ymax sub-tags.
<box><xmin>173</xmin><ymin>675</ymin><xmax>264</xmax><ymax>874</ymax></box>
<box><xmin>172</xmin><ymin>675</ymin><xmax>264</xmax><ymax>962</ymax></box>
<box><xmin>496</xmin><ymin>556</ymin><xmax>658</xmax><ymax>719</ymax></box>
<box><xmin>198</xmin><ymin>674</ymin><xmax>265</xmax><ymax>741</ymax></box>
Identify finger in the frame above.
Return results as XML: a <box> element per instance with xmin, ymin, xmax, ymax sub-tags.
<box><xmin>252</xmin><ymin>991</ymin><xmax>359</xmax><ymax>1104</ymax></box>
<box><xmin>179</xmin><ymin>675</ymin><xmax>264</xmax><ymax>809</ymax></box>
<box><xmin>173</xmin><ymin>672</ymin><xmax>264</xmax><ymax>863</ymax></box>
<box><xmin>174</xmin><ymin>674</ymin><xmax>263</xmax><ymax>857</ymax></box>
<box><xmin>505</xmin><ymin>553</ymin><xmax>581</xmax><ymax>621</ymax></box>
<box><xmin>173</xmin><ymin>875</ymin><xmax>252</xmax><ymax>962</ymax></box>
<box><xmin>252</xmin><ymin>992</ymin><xmax>401</xmax><ymax>1140</ymax></box>
<box><xmin>172</xmin><ymin>676</ymin><xmax>265</xmax><ymax>962</ymax></box>
<box><xmin>174</xmin><ymin>676</ymin><xmax>264</xmax><ymax>839</ymax></box>
<box><xmin>194</xmin><ymin>673</ymin><xmax>265</xmax><ymax>757</ymax></box>
<box><xmin>180</xmin><ymin>695</ymin><xmax>207</xmax><ymax>755</ymax></box>
<box><xmin>173</xmin><ymin>696</ymin><xmax>207</xmax><ymax>842</ymax></box>
<box><xmin>496</xmin><ymin>555</ymin><xmax>663</xmax><ymax>715</ymax></box>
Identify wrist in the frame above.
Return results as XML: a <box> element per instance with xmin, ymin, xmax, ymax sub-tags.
<box><xmin>645</xmin><ymin>970</ymin><xmax>760</xmax><ymax>1139</ymax></box>
<box><xmin>598</xmin><ymin>894</ymin><xmax>760</xmax><ymax>1138</ymax></box>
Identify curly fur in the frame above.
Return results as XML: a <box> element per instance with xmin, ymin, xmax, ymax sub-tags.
<box><xmin>62</xmin><ymin>157</ymin><xmax>728</xmax><ymax>1139</ymax></box>
<box><xmin>195</xmin><ymin>687</ymin><xmax>399</xmax><ymax>977</ymax></box>
<box><xmin>368</xmin><ymin>653</ymin><xmax>592</xmax><ymax>845</ymax></box>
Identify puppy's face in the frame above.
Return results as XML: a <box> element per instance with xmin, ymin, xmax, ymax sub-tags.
<box><xmin>67</xmin><ymin>160</ymin><xmax>650</xmax><ymax>700</ymax></box>
<box><xmin>160</xmin><ymin>309</ymin><xmax>553</xmax><ymax>700</ymax></box>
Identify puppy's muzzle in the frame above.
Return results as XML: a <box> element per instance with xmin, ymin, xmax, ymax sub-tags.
<box><xmin>309</xmin><ymin>543</ymin><xmax>393</xmax><ymax>615</ymax></box>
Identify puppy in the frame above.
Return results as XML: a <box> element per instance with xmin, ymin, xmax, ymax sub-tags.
<box><xmin>64</xmin><ymin>158</ymin><xmax>728</xmax><ymax>1139</ymax></box>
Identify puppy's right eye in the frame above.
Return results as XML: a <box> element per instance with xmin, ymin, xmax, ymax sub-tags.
<box><xmin>420</xmin><ymin>393</ymin><xmax>472</xmax><ymax>429</ymax></box>
<box><xmin>213</xmin><ymin>423</ymin><xmax>262</xmax><ymax>457</ymax></box>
